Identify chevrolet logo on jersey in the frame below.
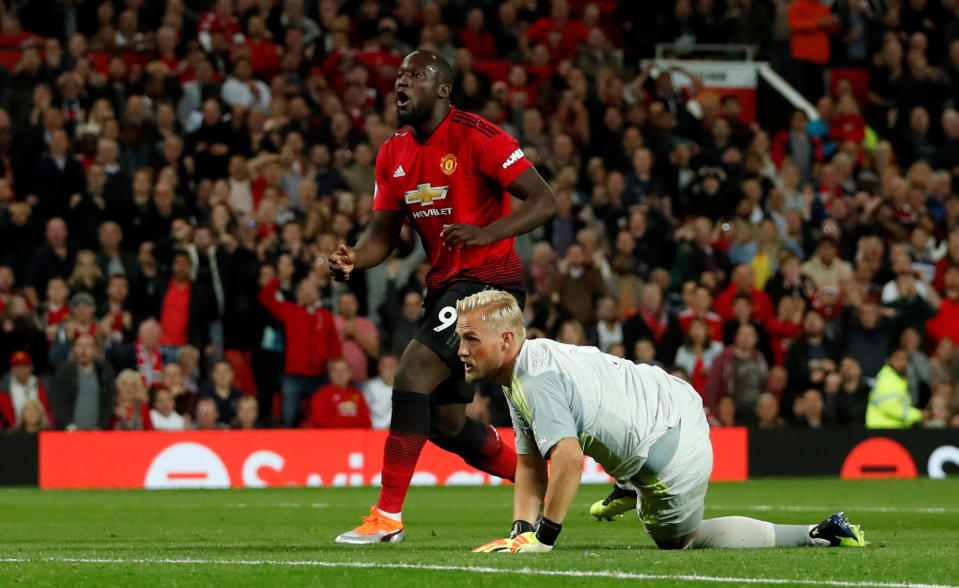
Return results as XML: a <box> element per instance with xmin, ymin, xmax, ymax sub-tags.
<box><xmin>404</xmin><ymin>183</ymin><xmax>449</xmax><ymax>206</ymax></box>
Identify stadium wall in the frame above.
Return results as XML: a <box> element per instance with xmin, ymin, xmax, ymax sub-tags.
<box><xmin>0</xmin><ymin>429</ymin><xmax>951</xmax><ymax>488</ymax></box>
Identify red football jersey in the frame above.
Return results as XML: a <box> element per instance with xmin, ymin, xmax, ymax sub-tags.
<box><xmin>373</xmin><ymin>107</ymin><xmax>532</xmax><ymax>292</ymax></box>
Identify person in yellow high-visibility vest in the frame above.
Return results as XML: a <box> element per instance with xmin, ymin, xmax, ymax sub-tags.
<box><xmin>866</xmin><ymin>349</ymin><xmax>922</xmax><ymax>429</ymax></box>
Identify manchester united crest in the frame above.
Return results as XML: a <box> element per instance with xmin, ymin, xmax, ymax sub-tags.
<box><xmin>440</xmin><ymin>153</ymin><xmax>458</xmax><ymax>175</ymax></box>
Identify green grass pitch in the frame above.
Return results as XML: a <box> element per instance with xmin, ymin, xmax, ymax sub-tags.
<box><xmin>0</xmin><ymin>478</ymin><xmax>956</xmax><ymax>587</ymax></box>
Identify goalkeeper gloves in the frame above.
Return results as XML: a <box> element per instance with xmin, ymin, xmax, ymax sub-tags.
<box><xmin>472</xmin><ymin>518</ymin><xmax>562</xmax><ymax>554</ymax></box>
<box><xmin>471</xmin><ymin>520</ymin><xmax>535</xmax><ymax>553</ymax></box>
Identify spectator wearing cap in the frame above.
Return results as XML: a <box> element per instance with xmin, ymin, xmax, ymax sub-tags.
<box><xmin>801</xmin><ymin>237</ymin><xmax>852</xmax><ymax>291</ymax></box>
<box><xmin>0</xmin><ymin>351</ymin><xmax>51</xmax><ymax>429</ymax></box>
<box><xmin>50</xmin><ymin>292</ymin><xmax>103</xmax><ymax>366</ymax></box>
<box><xmin>51</xmin><ymin>334</ymin><xmax>116</xmax><ymax>431</ymax></box>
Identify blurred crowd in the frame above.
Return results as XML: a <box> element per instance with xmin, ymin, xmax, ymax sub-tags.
<box><xmin>2</xmin><ymin>0</ymin><xmax>959</xmax><ymax>434</ymax></box>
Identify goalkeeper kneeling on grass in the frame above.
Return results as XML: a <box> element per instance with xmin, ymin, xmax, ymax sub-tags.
<box><xmin>455</xmin><ymin>291</ymin><xmax>866</xmax><ymax>554</ymax></box>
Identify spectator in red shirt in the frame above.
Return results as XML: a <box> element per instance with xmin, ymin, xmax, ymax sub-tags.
<box><xmin>458</xmin><ymin>8</ymin><xmax>498</xmax><ymax>60</ymax></box>
<box><xmin>829</xmin><ymin>95</ymin><xmax>866</xmax><ymax>145</ymax></box>
<box><xmin>258</xmin><ymin>275</ymin><xmax>342</xmax><ymax>427</ymax></box>
<box><xmin>678</xmin><ymin>284</ymin><xmax>723</xmax><ymax>342</ymax></box>
<box><xmin>41</xmin><ymin>277</ymin><xmax>71</xmax><ymax>345</ymax></box>
<box><xmin>245</xmin><ymin>15</ymin><xmax>281</xmax><ymax>78</ymax></box>
<box><xmin>198</xmin><ymin>0</ymin><xmax>242</xmax><ymax>52</ymax></box>
<box><xmin>309</xmin><ymin>358</ymin><xmax>371</xmax><ymax>429</ymax></box>
<box><xmin>157</xmin><ymin>251</ymin><xmax>197</xmax><ymax>364</ymax></box>
<box><xmin>0</xmin><ymin>351</ymin><xmax>51</xmax><ymax>429</ymax></box>
<box><xmin>109</xmin><ymin>369</ymin><xmax>153</xmax><ymax>430</ymax></box>
<box><xmin>714</xmin><ymin>264</ymin><xmax>776</xmax><ymax>324</ymax></box>
<box><xmin>927</xmin><ymin>265</ymin><xmax>959</xmax><ymax>349</ymax></box>
<box><xmin>528</xmin><ymin>0</ymin><xmax>589</xmax><ymax>63</ymax></box>
<box><xmin>787</xmin><ymin>0</ymin><xmax>840</xmax><ymax>100</ymax></box>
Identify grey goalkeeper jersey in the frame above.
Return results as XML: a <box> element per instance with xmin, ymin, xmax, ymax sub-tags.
<box><xmin>506</xmin><ymin>338</ymin><xmax>703</xmax><ymax>480</ymax></box>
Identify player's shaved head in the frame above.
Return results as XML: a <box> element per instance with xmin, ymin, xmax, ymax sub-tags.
<box><xmin>404</xmin><ymin>50</ymin><xmax>454</xmax><ymax>88</ymax></box>
<box><xmin>396</xmin><ymin>50</ymin><xmax>454</xmax><ymax>128</ymax></box>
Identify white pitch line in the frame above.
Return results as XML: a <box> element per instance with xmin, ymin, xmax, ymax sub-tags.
<box><xmin>0</xmin><ymin>557</ymin><xmax>952</xmax><ymax>588</ymax></box>
<box><xmin>708</xmin><ymin>505</ymin><xmax>959</xmax><ymax>514</ymax></box>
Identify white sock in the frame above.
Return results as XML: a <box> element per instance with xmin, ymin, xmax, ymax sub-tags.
<box><xmin>687</xmin><ymin>517</ymin><xmax>824</xmax><ymax>549</ymax></box>
<box><xmin>376</xmin><ymin>508</ymin><xmax>402</xmax><ymax>522</ymax></box>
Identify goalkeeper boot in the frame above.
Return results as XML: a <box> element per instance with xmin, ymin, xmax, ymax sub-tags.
<box><xmin>809</xmin><ymin>512</ymin><xmax>867</xmax><ymax>547</ymax></box>
<box><xmin>334</xmin><ymin>507</ymin><xmax>405</xmax><ymax>545</ymax></box>
<box><xmin>589</xmin><ymin>484</ymin><xmax>638</xmax><ymax>521</ymax></box>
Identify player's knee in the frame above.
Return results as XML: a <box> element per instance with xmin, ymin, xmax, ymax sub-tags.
<box><xmin>653</xmin><ymin>532</ymin><xmax>693</xmax><ymax>550</ymax></box>
<box><xmin>429</xmin><ymin>417</ymin><xmax>464</xmax><ymax>441</ymax></box>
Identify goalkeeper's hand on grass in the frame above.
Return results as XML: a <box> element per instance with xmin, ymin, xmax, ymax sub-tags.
<box><xmin>471</xmin><ymin>519</ymin><xmax>535</xmax><ymax>553</ymax></box>
<box><xmin>508</xmin><ymin>532</ymin><xmax>553</xmax><ymax>553</ymax></box>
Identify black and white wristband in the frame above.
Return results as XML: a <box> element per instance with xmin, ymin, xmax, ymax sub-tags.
<box><xmin>510</xmin><ymin>520</ymin><xmax>535</xmax><ymax>538</ymax></box>
<box><xmin>535</xmin><ymin>517</ymin><xmax>562</xmax><ymax>546</ymax></box>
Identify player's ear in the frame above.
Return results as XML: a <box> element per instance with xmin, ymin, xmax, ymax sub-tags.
<box><xmin>438</xmin><ymin>83</ymin><xmax>451</xmax><ymax>100</ymax></box>
<box><xmin>501</xmin><ymin>330</ymin><xmax>513</xmax><ymax>350</ymax></box>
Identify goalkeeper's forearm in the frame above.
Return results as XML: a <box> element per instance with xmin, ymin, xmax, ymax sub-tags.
<box><xmin>513</xmin><ymin>453</ymin><xmax>548</xmax><ymax>524</ymax></box>
<box><xmin>542</xmin><ymin>438</ymin><xmax>584</xmax><ymax>524</ymax></box>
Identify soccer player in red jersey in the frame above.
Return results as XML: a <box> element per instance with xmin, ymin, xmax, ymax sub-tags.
<box><xmin>330</xmin><ymin>50</ymin><xmax>557</xmax><ymax>544</ymax></box>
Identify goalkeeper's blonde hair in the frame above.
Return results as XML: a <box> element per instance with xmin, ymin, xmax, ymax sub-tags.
<box><xmin>456</xmin><ymin>290</ymin><xmax>526</xmax><ymax>343</ymax></box>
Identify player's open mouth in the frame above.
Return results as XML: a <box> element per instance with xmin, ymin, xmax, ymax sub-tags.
<box><xmin>397</xmin><ymin>91</ymin><xmax>410</xmax><ymax>109</ymax></box>
<box><xmin>462</xmin><ymin>362</ymin><xmax>473</xmax><ymax>372</ymax></box>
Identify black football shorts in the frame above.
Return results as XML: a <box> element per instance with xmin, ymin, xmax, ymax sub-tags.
<box><xmin>413</xmin><ymin>281</ymin><xmax>526</xmax><ymax>404</ymax></box>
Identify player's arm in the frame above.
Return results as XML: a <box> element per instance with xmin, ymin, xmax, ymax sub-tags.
<box><xmin>441</xmin><ymin>167</ymin><xmax>557</xmax><ymax>249</ymax></box>
<box><xmin>507</xmin><ymin>437</ymin><xmax>582</xmax><ymax>553</ymax></box>
<box><xmin>542</xmin><ymin>437</ymin><xmax>584</xmax><ymax>524</ymax></box>
<box><xmin>514</xmin><ymin>451</ymin><xmax>548</xmax><ymax>524</ymax></box>
<box><xmin>328</xmin><ymin>210</ymin><xmax>404</xmax><ymax>281</ymax></box>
